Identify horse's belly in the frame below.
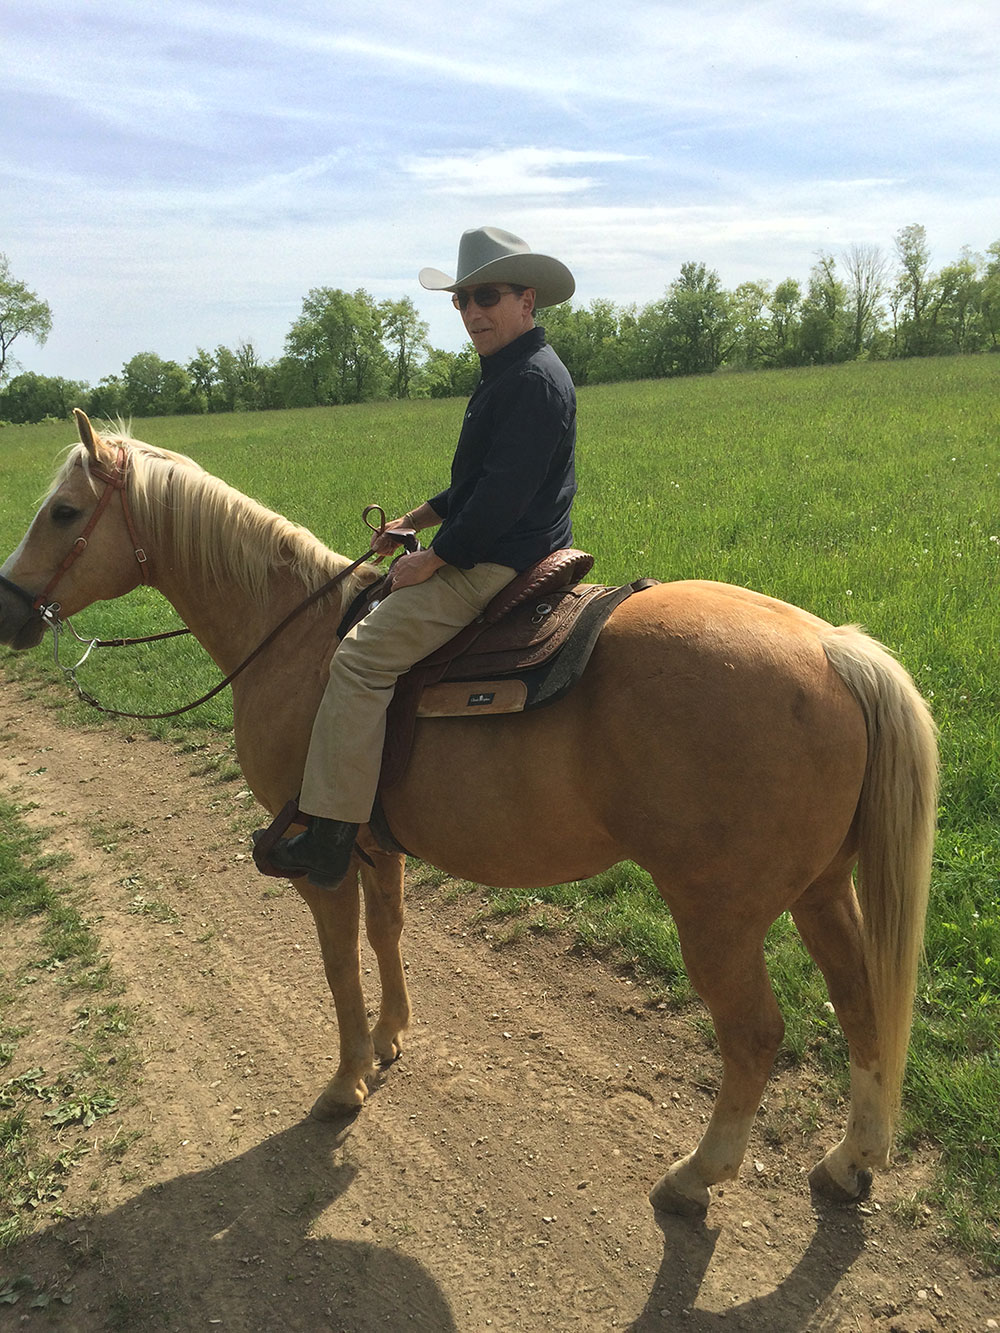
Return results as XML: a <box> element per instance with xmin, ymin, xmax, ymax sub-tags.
<box><xmin>383</xmin><ymin>704</ymin><xmax>624</xmax><ymax>887</ymax></box>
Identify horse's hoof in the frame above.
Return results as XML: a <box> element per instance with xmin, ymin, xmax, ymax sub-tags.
<box><xmin>309</xmin><ymin>1079</ymin><xmax>368</xmax><ymax>1119</ymax></box>
<box><xmin>648</xmin><ymin>1173</ymin><xmax>710</xmax><ymax>1219</ymax></box>
<box><xmin>371</xmin><ymin>1023</ymin><xmax>404</xmax><ymax>1064</ymax></box>
<box><xmin>808</xmin><ymin>1159</ymin><xmax>873</xmax><ymax>1203</ymax></box>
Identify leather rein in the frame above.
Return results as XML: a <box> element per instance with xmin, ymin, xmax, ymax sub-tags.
<box><xmin>5</xmin><ymin>448</ymin><xmax>411</xmax><ymax>720</ymax></box>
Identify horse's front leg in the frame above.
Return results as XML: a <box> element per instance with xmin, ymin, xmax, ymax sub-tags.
<box><xmin>358</xmin><ymin>842</ymin><xmax>411</xmax><ymax>1063</ymax></box>
<box><xmin>298</xmin><ymin>862</ymin><xmax>374</xmax><ymax>1115</ymax></box>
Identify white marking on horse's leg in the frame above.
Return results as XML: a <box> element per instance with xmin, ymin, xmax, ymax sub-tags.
<box><xmin>809</xmin><ymin>1064</ymin><xmax>889</xmax><ymax>1200</ymax></box>
<box><xmin>648</xmin><ymin>928</ymin><xmax>784</xmax><ymax>1215</ymax></box>
<box><xmin>790</xmin><ymin>874</ymin><xmax>891</xmax><ymax>1201</ymax></box>
<box><xmin>649</xmin><ymin>1086</ymin><xmax>760</xmax><ymax>1216</ymax></box>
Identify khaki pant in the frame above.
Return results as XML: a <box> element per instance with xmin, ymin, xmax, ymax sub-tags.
<box><xmin>300</xmin><ymin>561</ymin><xmax>515</xmax><ymax>823</ymax></box>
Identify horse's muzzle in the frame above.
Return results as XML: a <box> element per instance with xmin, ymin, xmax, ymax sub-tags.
<box><xmin>0</xmin><ymin>573</ymin><xmax>48</xmax><ymax>650</ymax></box>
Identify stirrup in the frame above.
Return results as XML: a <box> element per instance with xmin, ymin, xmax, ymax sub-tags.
<box><xmin>251</xmin><ymin>798</ymin><xmax>306</xmax><ymax>878</ymax></box>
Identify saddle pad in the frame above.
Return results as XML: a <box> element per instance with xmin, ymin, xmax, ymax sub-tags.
<box><xmin>416</xmin><ymin>679</ymin><xmax>529</xmax><ymax>717</ymax></box>
<box><xmin>379</xmin><ymin>579</ymin><xmax>657</xmax><ymax>787</ymax></box>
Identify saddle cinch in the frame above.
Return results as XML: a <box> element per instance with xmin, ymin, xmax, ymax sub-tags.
<box><xmin>337</xmin><ymin>548</ymin><xmax>658</xmax><ymax>792</ymax></box>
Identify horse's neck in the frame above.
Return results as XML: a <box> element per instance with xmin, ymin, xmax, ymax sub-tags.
<box><xmin>152</xmin><ymin>552</ymin><xmax>345</xmax><ymax>679</ymax></box>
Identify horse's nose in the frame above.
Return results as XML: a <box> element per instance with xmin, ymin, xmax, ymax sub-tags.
<box><xmin>0</xmin><ymin>574</ymin><xmax>46</xmax><ymax>650</ymax></box>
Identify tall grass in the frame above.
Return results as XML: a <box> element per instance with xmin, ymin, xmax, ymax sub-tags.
<box><xmin>1</xmin><ymin>356</ymin><xmax>998</xmax><ymax>1260</ymax></box>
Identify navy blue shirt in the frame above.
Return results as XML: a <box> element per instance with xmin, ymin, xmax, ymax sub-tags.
<box><xmin>428</xmin><ymin>326</ymin><xmax>577</xmax><ymax>572</ymax></box>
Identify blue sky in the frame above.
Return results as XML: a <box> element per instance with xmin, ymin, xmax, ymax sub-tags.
<box><xmin>3</xmin><ymin>0</ymin><xmax>998</xmax><ymax>386</ymax></box>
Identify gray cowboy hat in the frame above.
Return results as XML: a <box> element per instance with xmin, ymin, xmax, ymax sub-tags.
<box><xmin>419</xmin><ymin>226</ymin><xmax>575</xmax><ymax>308</ymax></box>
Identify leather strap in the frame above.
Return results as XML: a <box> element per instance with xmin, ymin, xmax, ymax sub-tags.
<box><xmin>71</xmin><ymin>546</ymin><xmax>374</xmax><ymax>721</ymax></box>
<box><xmin>35</xmin><ymin>447</ymin><xmax>149</xmax><ymax>610</ymax></box>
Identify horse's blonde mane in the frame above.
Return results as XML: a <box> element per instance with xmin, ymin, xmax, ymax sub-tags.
<box><xmin>56</xmin><ymin>436</ymin><xmax>375</xmax><ymax>607</ymax></box>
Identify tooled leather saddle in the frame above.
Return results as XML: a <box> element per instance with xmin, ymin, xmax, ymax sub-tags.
<box><xmin>337</xmin><ymin>547</ymin><xmax>658</xmax><ymax>792</ymax></box>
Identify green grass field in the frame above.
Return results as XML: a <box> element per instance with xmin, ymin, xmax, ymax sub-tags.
<box><xmin>1</xmin><ymin>354</ymin><xmax>998</xmax><ymax>1262</ymax></box>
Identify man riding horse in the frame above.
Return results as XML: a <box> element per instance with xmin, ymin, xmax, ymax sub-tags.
<box><xmin>260</xmin><ymin>226</ymin><xmax>578</xmax><ymax>888</ymax></box>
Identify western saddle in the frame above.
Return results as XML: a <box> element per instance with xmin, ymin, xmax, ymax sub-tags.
<box><xmin>338</xmin><ymin>547</ymin><xmax>657</xmax><ymax>790</ymax></box>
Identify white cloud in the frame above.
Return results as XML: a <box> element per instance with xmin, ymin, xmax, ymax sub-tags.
<box><xmin>2</xmin><ymin>0</ymin><xmax>998</xmax><ymax>384</ymax></box>
<box><xmin>402</xmin><ymin>148</ymin><xmax>643</xmax><ymax>198</ymax></box>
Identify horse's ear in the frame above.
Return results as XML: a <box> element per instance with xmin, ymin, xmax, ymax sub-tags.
<box><xmin>73</xmin><ymin>408</ymin><xmax>100</xmax><ymax>460</ymax></box>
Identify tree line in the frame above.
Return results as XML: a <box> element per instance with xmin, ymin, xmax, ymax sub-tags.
<box><xmin>2</xmin><ymin>223</ymin><xmax>998</xmax><ymax>425</ymax></box>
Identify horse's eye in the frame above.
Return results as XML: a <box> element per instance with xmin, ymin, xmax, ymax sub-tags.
<box><xmin>51</xmin><ymin>503</ymin><xmax>81</xmax><ymax>525</ymax></box>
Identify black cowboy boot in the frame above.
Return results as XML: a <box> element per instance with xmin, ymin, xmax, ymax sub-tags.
<box><xmin>264</xmin><ymin>817</ymin><xmax>360</xmax><ymax>890</ymax></box>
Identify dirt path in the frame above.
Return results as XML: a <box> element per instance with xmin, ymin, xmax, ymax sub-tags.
<box><xmin>0</xmin><ymin>680</ymin><xmax>997</xmax><ymax>1332</ymax></box>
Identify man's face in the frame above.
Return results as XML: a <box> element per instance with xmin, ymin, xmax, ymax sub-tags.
<box><xmin>454</xmin><ymin>285</ymin><xmax>536</xmax><ymax>357</ymax></box>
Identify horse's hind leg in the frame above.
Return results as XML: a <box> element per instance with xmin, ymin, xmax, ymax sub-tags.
<box><xmin>649</xmin><ymin>912</ymin><xmax>785</xmax><ymax>1217</ymax></box>
<box><xmin>359</xmin><ymin>846</ymin><xmax>411</xmax><ymax>1063</ymax></box>
<box><xmin>791</xmin><ymin>867</ymin><xmax>891</xmax><ymax>1202</ymax></box>
<box><xmin>298</xmin><ymin>863</ymin><xmax>376</xmax><ymax>1114</ymax></box>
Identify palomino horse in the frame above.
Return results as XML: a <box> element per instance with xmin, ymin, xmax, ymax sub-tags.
<box><xmin>0</xmin><ymin>411</ymin><xmax>937</xmax><ymax>1217</ymax></box>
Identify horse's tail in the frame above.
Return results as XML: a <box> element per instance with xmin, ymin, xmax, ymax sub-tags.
<box><xmin>819</xmin><ymin>624</ymin><xmax>938</xmax><ymax>1136</ymax></box>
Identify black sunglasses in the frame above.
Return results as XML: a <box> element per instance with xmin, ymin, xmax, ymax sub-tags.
<box><xmin>451</xmin><ymin>285</ymin><xmax>523</xmax><ymax>311</ymax></box>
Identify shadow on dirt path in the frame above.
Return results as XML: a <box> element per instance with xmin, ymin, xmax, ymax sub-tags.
<box><xmin>10</xmin><ymin>1116</ymin><xmax>458</xmax><ymax>1331</ymax></box>
<box><xmin>631</xmin><ymin>1208</ymin><xmax>866</xmax><ymax>1330</ymax></box>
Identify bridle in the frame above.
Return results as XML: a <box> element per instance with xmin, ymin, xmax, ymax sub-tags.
<box><xmin>33</xmin><ymin>445</ymin><xmax>151</xmax><ymax>620</ymax></box>
<box><xmin>0</xmin><ymin>446</ymin><xmax>151</xmax><ymax>642</ymax></box>
<box><xmin>0</xmin><ymin>446</ymin><xmax>415</xmax><ymax>720</ymax></box>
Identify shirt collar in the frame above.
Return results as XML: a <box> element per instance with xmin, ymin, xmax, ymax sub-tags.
<box><xmin>480</xmin><ymin>325</ymin><xmax>546</xmax><ymax>379</ymax></box>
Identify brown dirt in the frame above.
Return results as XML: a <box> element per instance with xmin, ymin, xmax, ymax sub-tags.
<box><xmin>0</xmin><ymin>679</ymin><xmax>997</xmax><ymax>1333</ymax></box>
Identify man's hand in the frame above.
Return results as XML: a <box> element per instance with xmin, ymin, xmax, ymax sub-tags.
<box><xmin>370</xmin><ymin>517</ymin><xmax>412</xmax><ymax>561</ymax></box>
<box><xmin>386</xmin><ymin>548</ymin><xmax>447</xmax><ymax>588</ymax></box>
